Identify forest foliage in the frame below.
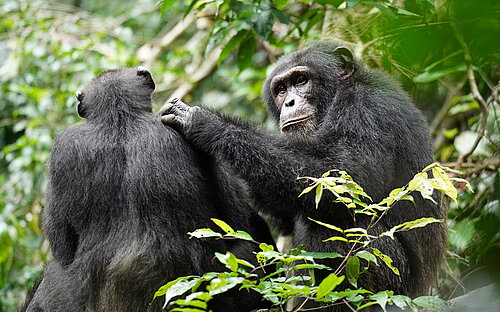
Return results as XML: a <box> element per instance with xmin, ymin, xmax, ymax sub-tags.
<box><xmin>0</xmin><ymin>0</ymin><xmax>498</xmax><ymax>311</ymax></box>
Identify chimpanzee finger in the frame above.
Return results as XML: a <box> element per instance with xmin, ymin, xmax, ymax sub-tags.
<box><xmin>158</xmin><ymin>103</ymin><xmax>174</xmax><ymax>116</ymax></box>
<box><xmin>161</xmin><ymin>114</ymin><xmax>184</xmax><ymax>130</ymax></box>
<box><xmin>172</xmin><ymin>100</ymin><xmax>191</xmax><ymax>113</ymax></box>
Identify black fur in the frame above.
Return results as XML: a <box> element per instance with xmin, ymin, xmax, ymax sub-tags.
<box><xmin>23</xmin><ymin>68</ymin><xmax>273</xmax><ymax>312</ymax></box>
<box><xmin>162</xmin><ymin>42</ymin><xmax>447</xmax><ymax>310</ymax></box>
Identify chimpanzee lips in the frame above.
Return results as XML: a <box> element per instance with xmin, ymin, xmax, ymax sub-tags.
<box><xmin>280</xmin><ymin>114</ymin><xmax>313</xmax><ymax>132</ymax></box>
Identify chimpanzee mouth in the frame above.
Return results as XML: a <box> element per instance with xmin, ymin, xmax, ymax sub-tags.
<box><xmin>280</xmin><ymin>115</ymin><xmax>314</xmax><ymax>132</ymax></box>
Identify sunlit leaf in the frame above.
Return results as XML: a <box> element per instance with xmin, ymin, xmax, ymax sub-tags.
<box><xmin>232</xmin><ymin>230</ymin><xmax>254</xmax><ymax>241</ymax></box>
<box><xmin>309</xmin><ymin>218</ymin><xmax>344</xmax><ymax>233</ymax></box>
<box><xmin>316</xmin><ymin>274</ymin><xmax>345</xmax><ymax>298</ymax></box>
<box><xmin>381</xmin><ymin>218</ymin><xmax>442</xmax><ymax>239</ymax></box>
<box><xmin>259</xmin><ymin>242</ymin><xmax>274</xmax><ymax>252</ymax></box>
<box><xmin>188</xmin><ymin>229</ymin><xmax>223</xmax><ymax>239</ymax></box>
<box><xmin>300</xmin><ymin>252</ymin><xmax>344</xmax><ymax>259</ymax></box>
<box><xmin>207</xmin><ymin>276</ymin><xmax>245</xmax><ymax>296</ymax></box>
<box><xmin>315</xmin><ymin>183</ymin><xmax>324</xmax><ymax>209</ymax></box>
<box><xmin>355</xmin><ymin>250</ymin><xmax>378</xmax><ymax>265</ymax></box>
<box><xmin>155</xmin><ymin>276</ymin><xmax>200</xmax><ymax>308</ymax></box>
<box><xmin>299</xmin><ymin>182</ymin><xmax>318</xmax><ymax>197</ymax></box>
<box><xmin>432</xmin><ymin>166</ymin><xmax>457</xmax><ymax>201</ymax></box>
<box><xmin>211</xmin><ymin>218</ymin><xmax>235</xmax><ymax>234</ymax></box>
<box><xmin>323</xmin><ymin>236</ymin><xmax>349</xmax><ymax>243</ymax></box>
<box><xmin>371</xmin><ymin>248</ymin><xmax>400</xmax><ymax>278</ymax></box>
<box><xmin>214</xmin><ymin>252</ymin><xmax>238</xmax><ymax>272</ymax></box>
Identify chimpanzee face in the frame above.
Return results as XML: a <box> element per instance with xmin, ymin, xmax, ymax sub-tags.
<box><xmin>271</xmin><ymin>66</ymin><xmax>317</xmax><ymax>134</ymax></box>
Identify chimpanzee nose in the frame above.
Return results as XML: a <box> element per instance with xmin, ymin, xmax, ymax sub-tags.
<box><xmin>285</xmin><ymin>99</ymin><xmax>295</xmax><ymax>107</ymax></box>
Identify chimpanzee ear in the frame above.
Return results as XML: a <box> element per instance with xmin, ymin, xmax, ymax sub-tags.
<box><xmin>75</xmin><ymin>90</ymin><xmax>87</xmax><ymax>118</ymax></box>
<box><xmin>332</xmin><ymin>46</ymin><xmax>355</xmax><ymax>79</ymax></box>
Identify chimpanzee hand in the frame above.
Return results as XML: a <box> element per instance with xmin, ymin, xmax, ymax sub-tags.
<box><xmin>160</xmin><ymin>98</ymin><xmax>199</xmax><ymax>134</ymax></box>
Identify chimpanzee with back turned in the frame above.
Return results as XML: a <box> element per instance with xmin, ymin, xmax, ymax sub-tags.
<box><xmin>22</xmin><ymin>67</ymin><xmax>274</xmax><ymax>312</ymax></box>
<box><xmin>161</xmin><ymin>42</ymin><xmax>447</xmax><ymax>310</ymax></box>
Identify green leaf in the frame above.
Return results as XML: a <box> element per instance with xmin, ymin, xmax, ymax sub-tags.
<box><xmin>211</xmin><ymin>218</ymin><xmax>235</xmax><ymax>234</ymax></box>
<box><xmin>449</xmin><ymin>219</ymin><xmax>475</xmax><ymax>250</ymax></box>
<box><xmin>299</xmin><ymin>182</ymin><xmax>318</xmax><ymax>197</ymax></box>
<box><xmin>232</xmin><ymin>230</ymin><xmax>254</xmax><ymax>241</ymax></box>
<box><xmin>414</xmin><ymin>64</ymin><xmax>467</xmax><ymax>83</ymax></box>
<box><xmin>346</xmin><ymin>256</ymin><xmax>360</xmax><ymax>288</ymax></box>
<box><xmin>401</xmin><ymin>218</ymin><xmax>443</xmax><ymax>230</ymax></box>
<box><xmin>155</xmin><ymin>277</ymin><xmax>200</xmax><ymax>308</ymax></box>
<box><xmin>170</xmin><ymin>307</ymin><xmax>205</xmax><ymax>312</ymax></box>
<box><xmin>316</xmin><ymin>274</ymin><xmax>345</xmax><ymax>298</ymax></box>
<box><xmin>309</xmin><ymin>218</ymin><xmax>344</xmax><ymax>232</ymax></box>
<box><xmin>381</xmin><ymin>218</ymin><xmax>443</xmax><ymax>239</ymax></box>
<box><xmin>161</xmin><ymin>0</ymin><xmax>178</xmax><ymax>14</ymax></box>
<box><xmin>391</xmin><ymin>295</ymin><xmax>412</xmax><ymax>310</ymax></box>
<box><xmin>315</xmin><ymin>183</ymin><xmax>324</xmax><ymax>209</ymax></box>
<box><xmin>394</xmin><ymin>7</ymin><xmax>420</xmax><ymax>17</ymax></box>
<box><xmin>184</xmin><ymin>291</ymin><xmax>212</xmax><ymax>304</ymax></box>
<box><xmin>219</xmin><ymin>30</ymin><xmax>248</xmax><ymax>63</ymax></box>
<box><xmin>371</xmin><ymin>248</ymin><xmax>400</xmax><ymax>278</ymax></box>
<box><xmin>432</xmin><ymin>166</ymin><xmax>457</xmax><ymax>201</ymax></box>
<box><xmin>259</xmin><ymin>242</ymin><xmax>275</xmax><ymax>252</ymax></box>
<box><xmin>207</xmin><ymin>276</ymin><xmax>245</xmax><ymax>296</ymax></box>
<box><xmin>387</xmin><ymin>187</ymin><xmax>408</xmax><ymax>205</ymax></box>
<box><xmin>236</xmin><ymin>257</ymin><xmax>255</xmax><ymax>269</ymax></box>
<box><xmin>421</xmin><ymin>50</ymin><xmax>463</xmax><ymax>72</ymax></box>
<box><xmin>355</xmin><ymin>250</ymin><xmax>378</xmax><ymax>265</ymax></box>
<box><xmin>251</xmin><ymin>4</ymin><xmax>274</xmax><ymax>38</ymax></box>
<box><xmin>369</xmin><ymin>291</ymin><xmax>393</xmax><ymax>312</ymax></box>
<box><xmin>413</xmin><ymin>296</ymin><xmax>451</xmax><ymax>312</ymax></box>
<box><xmin>422</xmin><ymin>163</ymin><xmax>437</xmax><ymax>172</ymax></box>
<box><xmin>303</xmin><ymin>12</ymin><xmax>324</xmax><ymax>35</ymax></box>
<box><xmin>274</xmin><ymin>0</ymin><xmax>288</xmax><ymax>10</ymax></box>
<box><xmin>271</xmin><ymin>7</ymin><xmax>289</xmax><ymax>24</ymax></box>
<box><xmin>214</xmin><ymin>252</ymin><xmax>238</xmax><ymax>271</ymax></box>
<box><xmin>237</xmin><ymin>37</ymin><xmax>256</xmax><ymax>71</ymax></box>
<box><xmin>173</xmin><ymin>299</ymin><xmax>207</xmax><ymax>309</ymax></box>
<box><xmin>300</xmin><ymin>252</ymin><xmax>344</xmax><ymax>259</ymax></box>
<box><xmin>294</xmin><ymin>263</ymin><xmax>332</xmax><ymax>270</ymax></box>
<box><xmin>323</xmin><ymin>236</ymin><xmax>349</xmax><ymax>243</ymax></box>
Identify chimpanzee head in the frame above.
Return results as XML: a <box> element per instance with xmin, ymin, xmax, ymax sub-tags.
<box><xmin>76</xmin><ymin>66</ymin><xmax>155</xmax><ymax>119</ymax></box>
<box><xmin>263</xmin><ymin>42</ymin><xmax>357</xmax><ymax>134</ymax></box>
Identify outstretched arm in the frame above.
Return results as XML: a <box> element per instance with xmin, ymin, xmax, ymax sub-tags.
<box><xmin>160</xmin><ymin>99</ymin><xmax>349</xmax><ymax>221</ymax></box>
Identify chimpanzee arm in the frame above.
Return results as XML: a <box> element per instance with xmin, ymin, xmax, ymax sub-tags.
<box><xmin>42</xmin><ymin>132</ymin><xmax>81</xmax><ymax>265</ymax></box>
<box><xmin>42</xmin><ymin>198</ymin><xmax>78</xmax><ymax>265</ymax></box>
<box><xmin>160</xmin><ymin>100</ymin><xmax>371</xmax><ymax>223</ymax></box>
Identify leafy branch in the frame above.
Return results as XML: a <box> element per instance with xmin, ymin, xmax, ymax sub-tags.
<box><xmin>155</xmin><ymin>164</ymin><xmax>466</xmax><ymax>311</ymax></box>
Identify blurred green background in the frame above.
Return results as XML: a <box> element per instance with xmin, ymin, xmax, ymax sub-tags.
<box><xmin>0</xmin><ymin>0</ymin><xmax>498</xmax><ymax>310</ymax></box>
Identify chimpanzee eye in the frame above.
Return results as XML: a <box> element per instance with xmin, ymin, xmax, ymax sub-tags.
<box><xmin>296</xmin><ymin>75</ymin><xmax>308</xmax><ymax>85</ymax></box>
<box><xmin>277</xmin><ymin>84</ymin><xmax>286</xmax><ymax>95</ymax></box>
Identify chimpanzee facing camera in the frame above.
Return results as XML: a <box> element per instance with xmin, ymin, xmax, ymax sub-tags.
<box><xmin>161</xmin><ymin>42</ymin><xmax>447</xmax><ymax>311</ymax></box>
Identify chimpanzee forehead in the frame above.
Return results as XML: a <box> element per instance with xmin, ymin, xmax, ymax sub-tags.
<box><xmin>271</xmin><ymin>66</ymin><xmax>309</xmax><ymax>86</ymax></box>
